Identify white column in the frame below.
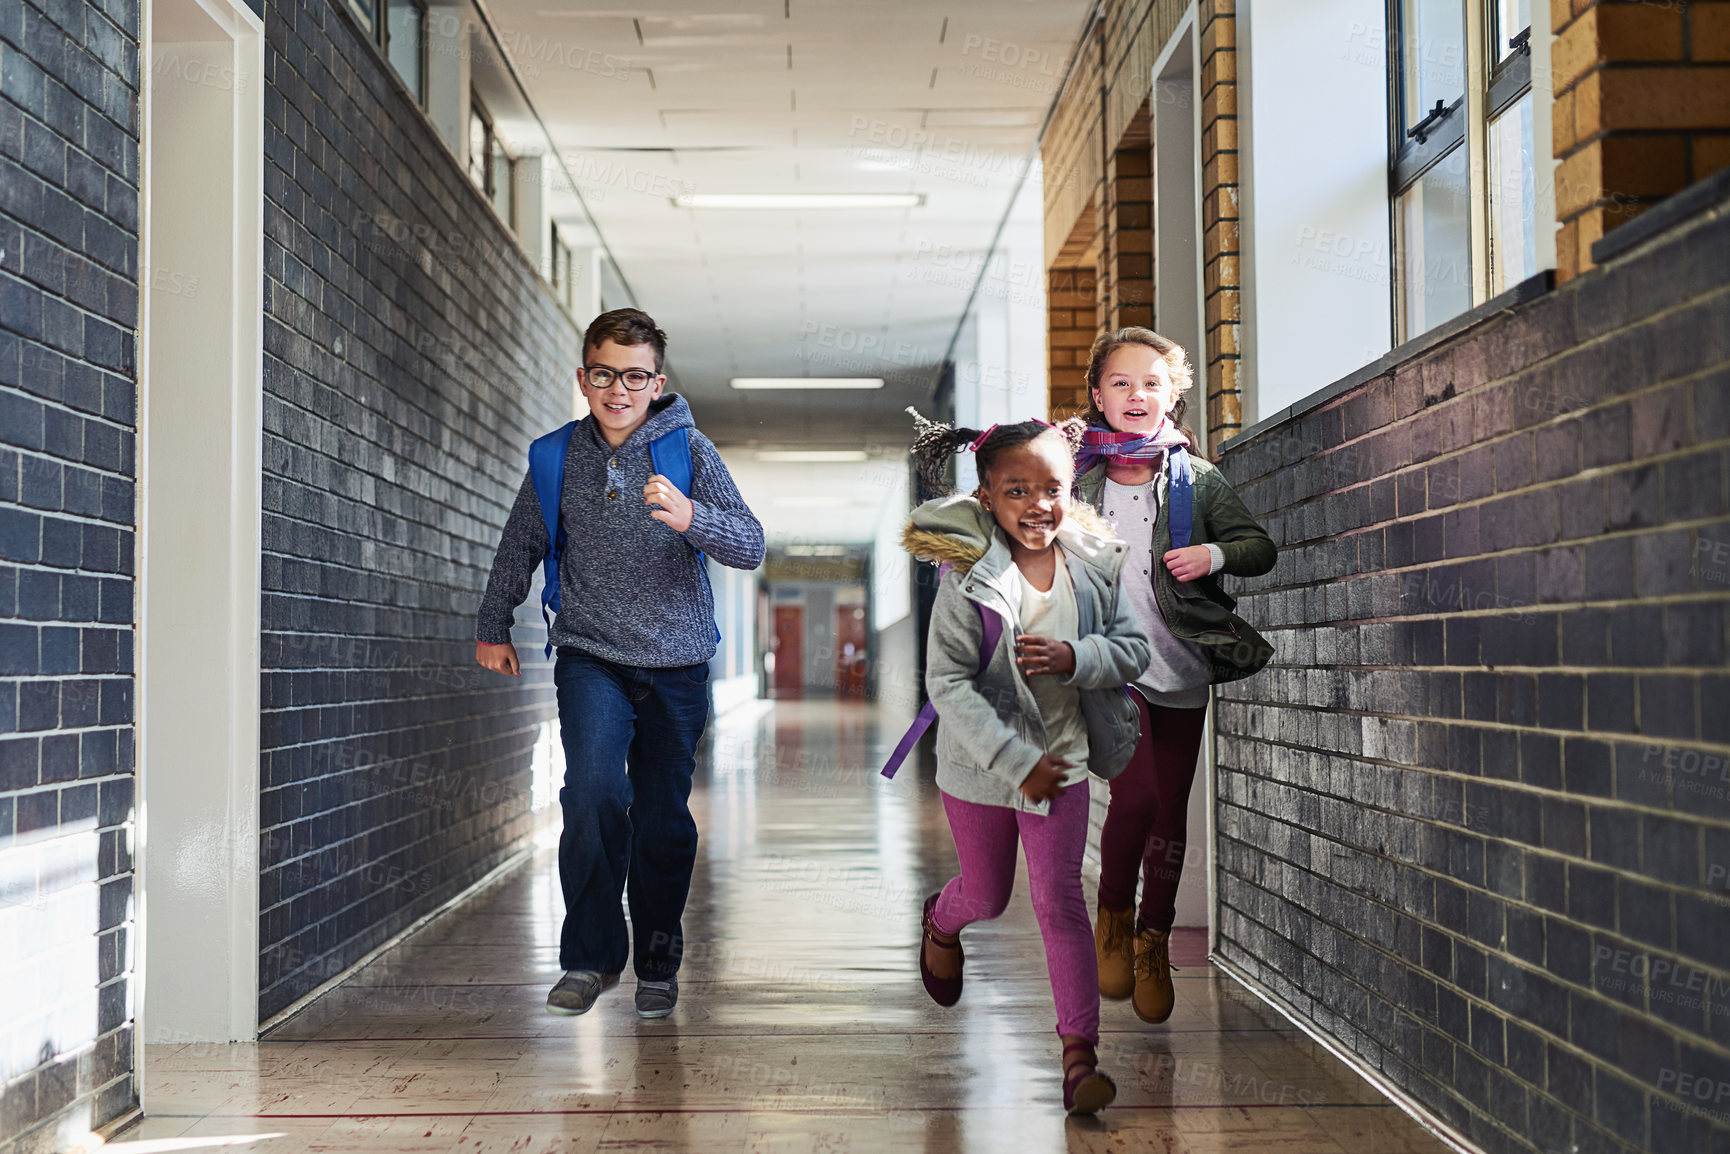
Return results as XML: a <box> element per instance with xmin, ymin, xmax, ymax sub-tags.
<box><xmin>139</xmin><ymin>0</ymin><xmax>265</xmax><ymax>1048</ymax></box>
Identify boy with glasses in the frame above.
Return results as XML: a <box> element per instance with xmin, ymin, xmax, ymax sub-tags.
<box><xmin>475</xmin><ymin>308</ymin><xmax>764</xmax><ymax>1017</ymax></box>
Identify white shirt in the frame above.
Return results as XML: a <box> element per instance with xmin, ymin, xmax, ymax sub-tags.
<box><xmin>1012</xmin><ymin>550</ymin><xmax>1091</xmax><ymax>784</ymax></box>
<box><xmin>1101</xmin><ymin>477</ymin><xmax>1213</xmax><ymax>709</ymax></box>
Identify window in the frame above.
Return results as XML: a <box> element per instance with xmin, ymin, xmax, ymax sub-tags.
<box><xmin>550</xmin><ymin>222</ymin><xmax>574</xmax><ymax>309</ymax></box>
<box><xmin>1390</xmin><ymin>0</ymin><xmax>1470</xmax><ymax>341</ymax></box>
<box><xmin>344</xmin><ymin>0</ymin><xmax>378</xmax><ymax>38</ymax></box>
<box><xmin>489</xmin><ymin>133</ymin><xmax>514</xmax><ymax>224</ymax></box>
<box><xmin>468</xmin><ymin>99</ymin><xmax>491</xmax><ymax>192</ymax></box>
<box><xmin>385</xmin><ymin>0</ymin><xmax>425</xmax><ymax>103</ymax></box>
<box><xmin>1389</xmin><ymin>0</ymin><xmax>1535</xmax><ymax>341</ymax></box>
<box><xmin>467</xmin><ymin>94</ymin><xmax>516</xmax><ymax>226</ymax></box>
<box><xmin>1485</xmin><ymin>0</ymin><xmax>1535</xmax><ymax>294</ymax></box>
<box><xmin>343</xmin><ymin>0</ymin><xmax>424</xmax><ymax>107</ymax></box>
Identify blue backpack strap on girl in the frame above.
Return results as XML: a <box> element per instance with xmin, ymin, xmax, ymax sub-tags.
<box><xmin>1166</xmin><ymin>444</ymin><xmax>1194</xmax><ymax>550</ymax></box>
<box><xmin>527</xmin><ymin>421</ymin><xmax>714</xmax><ymax>659</ymax></box>
<box><xmin>880</xmin><ymin>596</ymin><xmax>1002</xmax><ymax>779</ymax></box>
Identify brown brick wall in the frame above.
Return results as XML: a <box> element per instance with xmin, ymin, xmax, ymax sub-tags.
<box><xmin>1048</xmin><ymin>261</ymin><xmax>1099</xmax><ymax>419</ymax></box>
<box><xmin>1200</xmin><ymin>0</ymin><xmax>1241</xmax><ymax>444</ymax></box>
<box><xmin>1098</xmin><ymin>106</ymin><xmax>1154</xmax><ymax>334</ymax></box>
<box><xmin>1551</xmin><ymin>0</ymin><xmax>1730</xmax><ymax>280</ymax></box>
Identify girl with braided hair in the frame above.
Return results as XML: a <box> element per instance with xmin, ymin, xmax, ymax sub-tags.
<box><xmin>899</xmin><ymin>411</ymin><xmax>1149</xmax><ymax>1114</ymax></box>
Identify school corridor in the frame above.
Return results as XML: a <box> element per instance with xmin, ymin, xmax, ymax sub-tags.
<box><xmin>119</xmin><ymin>700</ymin><xmax>1449</xmax><ymax>1153</ymax></box>
<box><xmin>4</xmin><ymin>0</ymin><xmax>1730</xmax><ymax>1151</ymax></box>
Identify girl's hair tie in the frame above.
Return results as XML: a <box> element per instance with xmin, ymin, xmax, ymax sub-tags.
<box><xmin>966</xmin><ymin>423</ymin><xmax>999</xmax><ymax>452</ymax></box>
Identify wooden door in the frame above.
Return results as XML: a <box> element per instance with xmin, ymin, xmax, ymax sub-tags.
<box><xmin>834</xmin><ymin>605</ymin><xmax>867</xmax><ymax>697</ymax></box>
<box><xmin>771</xmin><ymin>606</ymin><xmax>803</xmax><ymax>697</ymax></box>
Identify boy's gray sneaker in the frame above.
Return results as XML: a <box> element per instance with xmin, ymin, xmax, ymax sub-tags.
<box><xmin>635</xmin><ymin>977</ymin><xmax>678</xmax><ymax>1018</ymax></box>
<box><xmin>547</xmin><ymin>970</ymin><xmax>618</xmax><ymax>1015</ymax></box>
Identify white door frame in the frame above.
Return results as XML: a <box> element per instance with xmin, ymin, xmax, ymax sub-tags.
<box><xmin>136</xmin><ymin>0</ymin><xmax>265</xmax><ymax>1062</ymax></box>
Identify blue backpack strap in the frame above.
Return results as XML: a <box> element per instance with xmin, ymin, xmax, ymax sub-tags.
<box><xmin>528</xmin><ymin>421</ymin><xmax>578</xmax><ymax>659</ymax></box>
<box><xmin>648</xmin><ymin>426</ymin><xmax>720</xmax><ymax>643</ymax></box>
<box><xmin>882</xmin><ymin>598</ymin><xmax>1000</xmax><ymax>779</ymax></box>
<box><xmin>1167</xmin><ymin>445</ymin><xmax>1194</xmax><ymax>551</ymax></box>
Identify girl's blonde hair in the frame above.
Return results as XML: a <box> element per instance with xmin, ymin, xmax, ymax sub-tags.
<box><xmin>1081</xmin><ymin>327</ymin><xmax>1198</xmax><ymax>447</ymax></box>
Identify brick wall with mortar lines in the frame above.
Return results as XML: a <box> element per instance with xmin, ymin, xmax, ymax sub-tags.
<box><xmin>1198</xmin><ymin>0</ymin><xmax>1239</xmax><ymax>444</ymax></box>
<box><xmin>258</xmin><ymin>0</ymin><xmax>580</xmax><ymax>1018</ymax></box>
<box><xmin>1212</xmin><ymin>186</ymin><xmax>1730</xmax><ymax>1153</ymax></box>
<box><xmin>0</xmin><ymin>0</ymin><xmax>141</xmax><ymax>1145</ymax></box>
<box><xmin>1550</xmin><ymin>0</ymin><xmax>1730</xmax><ymax>281</ymax></box>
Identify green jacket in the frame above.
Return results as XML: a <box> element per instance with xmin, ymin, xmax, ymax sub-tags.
<box><xmin>1075</xmin><ymin>455</ymin><xmax>1277</xmax><ymax>682</ymax></box>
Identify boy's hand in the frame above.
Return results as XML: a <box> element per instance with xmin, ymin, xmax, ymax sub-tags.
<box><xmin>1163</xmin><ymin>545</ymin><xmax>1213</xmax><ymax>583</ymax></box>
<box><xmin>1019</xmin><ymin>754</ymin><xmax>1072</xmax><ymax>803</ymax></box>
<box><xmin>1014</xmin><ymin>635</ymin><xmax>1075</xmax><ymax>676</ymax></box>
<box><xmin>644</xmin><ymin>475</ymin><xmax>694</xmax><ymax>532</ymax></box>
<box><xmin>475</xmin><ymin>640</ymin><xmax>520</xmax><ymax>677</ymax></box>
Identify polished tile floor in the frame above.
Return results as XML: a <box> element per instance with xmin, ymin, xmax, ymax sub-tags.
<box><xmin>119</xmin><ymin>700</ymin><xmax>1454</xmax><ymax>1153</ymax></box>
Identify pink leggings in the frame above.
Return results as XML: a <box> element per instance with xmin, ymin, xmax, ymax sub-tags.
<box><xmin>932</xmin><ymin>783</ymin><xmax>1097</xmax><ymax>1043</ymax></box>
<box><xmin>1097</xmin><ymin>693</ymin><xmax>1208</xmax><ymax>932</ymax></box>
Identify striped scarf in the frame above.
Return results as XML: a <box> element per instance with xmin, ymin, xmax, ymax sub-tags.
<box><xmin>1075</xmin><ymin>420</ymin><xmax>1196</xmax><ymax>549</ymax></box>
<box><xmin>1074</xmin><ymin>420</ymin><xmax>1189</xmax><ymax>474</ymax></box>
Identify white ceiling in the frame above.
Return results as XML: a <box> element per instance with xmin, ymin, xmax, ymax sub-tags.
<box><xmin>483</xmin><ymin>0</ymin><xmax>1088</xmax><ymax>543</ymax></box>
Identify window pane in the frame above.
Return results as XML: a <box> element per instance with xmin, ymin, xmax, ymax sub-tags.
<box><xmin>346</xmin><ymin>0</ymin><xmax>377</xmax><ymax>37</ymax></box>
<box><xmin>1488</xmin><ymin>91</ymin><xmax>1537</xmax><ymax>296</ymax></box>
<box><xmin>388</xmin><ymin>0</ymin><xmax>422</xmax><ymax>102</ymax></box>
<box><xmin>1396</xmin><ymin>146</ymin><xmax>1471</xmax><ymax>340</ymax></box>
<box><xmin>468</xmin><ymin>110</ymin><xmax>487</xmax><ymax>190</ymax></box>
<box><xmin>1493</xmin><ymin>0</ymin><xmax>1531</xmax><ymax>65</ymax></box>
<box><xmin>490</xmin><ymin>145</ymin><xmax>513</xmax><ymax>223</ymax></box>
<box><xmin>1402</xmin><ymin>0</ymin><xmax>1465</xmax><ymax>133</ymax></box>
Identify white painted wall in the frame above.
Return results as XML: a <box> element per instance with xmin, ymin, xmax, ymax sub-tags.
<box><xmin>952</xmin><ymin>165</ymin><xmax>1047</xmax><ymax>493</ymax></box>
<box><xmin>1239</xmin><ymin>0</ymin><xmax>1392</xmax><ymax>422</ymax></box>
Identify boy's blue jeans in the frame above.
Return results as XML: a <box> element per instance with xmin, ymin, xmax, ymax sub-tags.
<box><xmin>552</xmin><ymin>649</ymin><xmax>710</xmax><ymax>980</ymax></box>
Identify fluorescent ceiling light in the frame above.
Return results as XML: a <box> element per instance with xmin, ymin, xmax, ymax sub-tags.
<box><xmin>756</xmin><ymin>450</ymin><xmax>870</xmax><ymax>463</ymax></box>
<box><xmin>672</xmin><ymin>193</ymin><xmax>925</xmax><ymax>210</ymax></box>
<box><xmin>731</xmin><ymin>377</ymin><xmax>884</xmax><ymax>390</ymax></box>
<box><xmin>784</xmin><ymin>544</ymin><xmax>851</xmax><ymax>557</ymax></box>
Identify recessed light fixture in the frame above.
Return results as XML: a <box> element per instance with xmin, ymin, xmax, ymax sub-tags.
<box><xmin>731</xmin><ymin>378</ymin><xmax>884</xmax><ymax>390</ymax></box>
<box><xmin>756</xmin><ymin>450</ymin><xmax>871</xmax><ymax>463</ymax></box>
<box><xmin>672</xmin><ymin>193</ymin><xmax>925</xmax><ymax>210</ymax></box>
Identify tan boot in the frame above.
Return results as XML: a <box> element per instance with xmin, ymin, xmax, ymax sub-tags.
<box><xmin>1132</xmin><ymin>925</ymin><xmax>1175</xmax><ymax>1024</ymax></box>
<box><xmin>1095</xmin><ymin>905</ymin><xmax>1135</xmax><ymax>999</ymax></box>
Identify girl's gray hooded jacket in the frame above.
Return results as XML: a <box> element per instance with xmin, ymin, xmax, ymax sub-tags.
<box><xmin>904</xmin><ymin>495</ymin><xmax>1151</xmax><ymax>815</ymax></box>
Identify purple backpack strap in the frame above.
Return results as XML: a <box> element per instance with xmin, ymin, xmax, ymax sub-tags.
<box><xmin>881</xmin><ymin>598</ymin><xmax>1001</xmax><ymax>779</ymax></box>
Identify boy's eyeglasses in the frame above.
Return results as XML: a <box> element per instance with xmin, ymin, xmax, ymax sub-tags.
<box><xmin>584</xmin><ymin>366</ymin><xmax>659</xmax><ymax>391</ymax></box>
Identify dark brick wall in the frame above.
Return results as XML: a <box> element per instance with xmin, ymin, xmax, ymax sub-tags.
<box><xmin>0</xmin><ymin>0</ymin><xmax>141</xmax><ymax>1145</ymax></box>
<box><xmin>1213</xmin><ymin>182</ymin><xmax>1730</xmax><ymax>1153</ymax></box>
<box><xmin>258</xmin><ymin>0</ymin><xmax>578</xmax><ymax>1018</ymax></box>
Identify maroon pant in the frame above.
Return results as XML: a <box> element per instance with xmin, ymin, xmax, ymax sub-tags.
<box><xmin>1097</xmin><ymin>691</ymin><xmax>1208</xmax><ymax>932</ymax></box>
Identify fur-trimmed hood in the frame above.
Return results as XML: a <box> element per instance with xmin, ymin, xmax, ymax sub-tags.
<box><xmin>900</xmin><ymin>494</ymin><xmax>1120</xmax><ymax>576</ymax></box>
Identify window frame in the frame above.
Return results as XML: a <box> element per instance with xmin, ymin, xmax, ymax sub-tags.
<box><xmin>382</xmin><ymin>0</ymin><xmax>428</xmax><ymax>106</ymax></box>
<box><xmin>1387</xmin><ymin>0</ymin><xmax>1536</xmax><ymax>344</ymax></box>
<box><xmin>468</xmin><ymin>93</ymin><xmax>495</xmax><ymax>198</ymax></box>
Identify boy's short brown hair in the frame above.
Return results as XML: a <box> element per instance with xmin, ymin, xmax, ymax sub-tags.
<box><xmin>582</xmin><ymin>308</ymin><xmax>667</xmax><ymax>371</ymax></box>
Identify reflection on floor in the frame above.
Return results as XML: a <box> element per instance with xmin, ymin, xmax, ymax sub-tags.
<box><xmin>119</xmin><ymin>700</ymin><xmax>1453</xmax><ymax>1153</ymax></box>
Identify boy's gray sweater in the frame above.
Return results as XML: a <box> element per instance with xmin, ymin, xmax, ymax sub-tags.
<box><xmin>475</xmin><ymin>395</ymin><xmax>764</xmax><ymax>667</ymax></box>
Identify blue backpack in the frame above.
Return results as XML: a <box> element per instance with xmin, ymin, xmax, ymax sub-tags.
<box><xmin>527</xmin><ymin>421</ymin><xmax>712</xmax><ymax>658</ymax></box>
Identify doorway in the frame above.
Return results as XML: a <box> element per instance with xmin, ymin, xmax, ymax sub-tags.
<box><xmin>137</xmin><ymin>0</ymin><xmax>266</xmax><ymax>1061</ymax></box>
<box><xmin>770</xmin><ymin>606</ymin><xmax>804</xmax><ymax>698</ymax></box>
<box><xmin>834</xmin><ymin>604</ymin><xmax>867</xmax><ymax>698</ymax></box>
